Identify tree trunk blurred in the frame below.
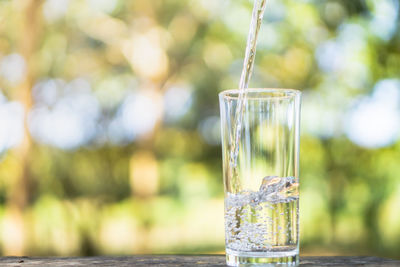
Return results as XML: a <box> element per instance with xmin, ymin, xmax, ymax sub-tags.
<box><xmin>11</xmin><ymin>0</ymin><xmax>43</xmax><ymax>209</ymax></box>
<box><xmin>4</xmin><ymin>0</ymin><xmax>43</xmax><ymax>255</ymax></box>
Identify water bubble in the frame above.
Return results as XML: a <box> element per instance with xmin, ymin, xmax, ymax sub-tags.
<box><xmin>225</xmin><ymin>176</ymin><xmax>298</xmax><ymax>252</ymax></box>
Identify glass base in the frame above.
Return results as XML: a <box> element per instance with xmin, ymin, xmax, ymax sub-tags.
<box><xmin>226</xmin><ymin>249</ymin><xmax>299</xmax><ymax>266</ymax></box>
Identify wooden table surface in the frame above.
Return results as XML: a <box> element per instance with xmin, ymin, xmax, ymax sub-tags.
<box><xmin>0</xmin><ymin>255</ymin><xmax>399</xmax><ymax>266</ymax></box>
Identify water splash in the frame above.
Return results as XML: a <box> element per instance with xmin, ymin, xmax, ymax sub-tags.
<box><xmin>226</xmin><ymin>176</ymin><xmax>299</xmax><ymax>207</ymax></box>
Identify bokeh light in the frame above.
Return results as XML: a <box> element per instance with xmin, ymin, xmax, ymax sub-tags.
<box><xmin>345</xmin><ymin>79</ymin><xmax>400</xmax><ymax>148</ymax></box>
<box><xmin>29</xmin><ymin>78</ymin><xmax>100</xmax><ymax>149</ymax></box>
<box><xmin>0</xmin><ymin>93</ymin><xmax>24</xmax><ymax>153</ymax></box>
<box><xmin>0</xmin><ymin>54</ymin><xmax>26</xmax><ymax>85</ymax></box>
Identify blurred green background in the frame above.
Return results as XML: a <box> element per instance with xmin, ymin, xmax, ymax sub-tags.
<box><xmin>0</xmin><ymin>0</ymin><xmax>399</xmax><ymax>258</ymax></box>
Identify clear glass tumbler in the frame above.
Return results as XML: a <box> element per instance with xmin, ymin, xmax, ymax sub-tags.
<box><xmin>219</xmin><ymin>88</ymin><xmax>301</xmax><ymax>266</ymax></box>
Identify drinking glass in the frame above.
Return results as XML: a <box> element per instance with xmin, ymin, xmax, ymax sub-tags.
<box><xmin>219</xmin><ymin>88</ymin><xmax>301</xmax><ymax>266</ymax></box>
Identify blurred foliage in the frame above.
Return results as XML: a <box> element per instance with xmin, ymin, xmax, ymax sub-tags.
<box><xmin>0</xmin><ymin>0</ymin><xmax>399</xmax><ymax>259</ymax></box>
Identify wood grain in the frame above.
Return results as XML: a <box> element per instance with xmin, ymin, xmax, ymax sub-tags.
<box><xmin>0</xmin><ymin>255</ymin><xmax>399</xmax><ymax>266</ymax></box>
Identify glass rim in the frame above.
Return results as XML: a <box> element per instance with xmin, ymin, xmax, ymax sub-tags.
<box><xmin>219</xmin><ymin>88</ymin><xmax>301</xmax><ymax>100</ymax></box>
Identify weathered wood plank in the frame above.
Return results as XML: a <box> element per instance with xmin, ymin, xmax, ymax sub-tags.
<box><xmin>301</xmin><ymin>256</ymin><xmax>400</xmax><ymax>267</ymax></box>
<box><xmin>0</xmin><ymin>255</ymin><xmax>399</xmax><ymax>266</ymax></box>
